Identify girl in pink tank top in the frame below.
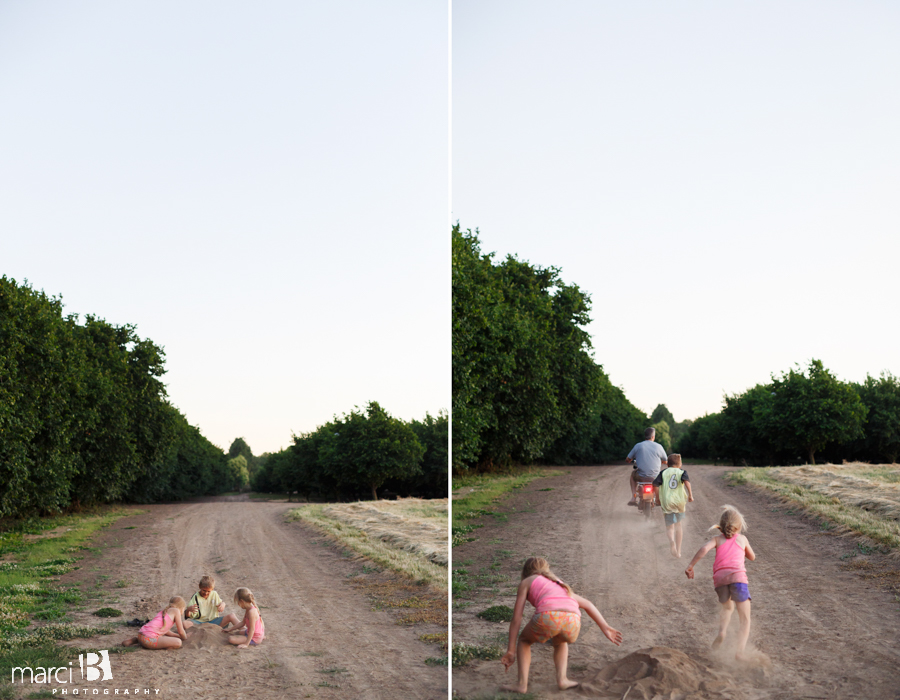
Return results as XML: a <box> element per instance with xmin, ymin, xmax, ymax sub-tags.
<box><xmin>685</xmin><ymin>505</ymin><xmax>757</xmax><ymax>660</ymax></box>
<box><xmin>501</xmin><ymin>557</ymin><xmax>623</xmax><ymax>694</ymax></box>
<box><xmin>220</xmin><ymin>587</ymin><xmax>265</xmax><ymax>648</ymax></box>
<box><xmin>122</xmin><ymin>596</ymin><xmax>190</xmax><ymax>650</ymax></box>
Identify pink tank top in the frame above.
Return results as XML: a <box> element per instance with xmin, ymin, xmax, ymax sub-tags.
<box><xmin>248</xmin><ymin>605</ymin><xmax>265</xmax><ymax>643</ymax></box>
<box><xmin>140</xmin><ymin>610</ymin><xmax>173</xmax><ymax>638</ymax></box>
<box><xmin>712</xmin><ymin>535</ymin><xmax>748</xmax><ymax>587</ymax></box>
<box><xmin>526</xmin><ymin>575</ymin><xmax>580</xmax><ymax>615</ymax></box>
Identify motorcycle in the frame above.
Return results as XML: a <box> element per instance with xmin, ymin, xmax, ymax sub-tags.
<box><xmin>634</xmin><ymin>480</ymin><xmax>656</xmax><ymax>519</ymax></box>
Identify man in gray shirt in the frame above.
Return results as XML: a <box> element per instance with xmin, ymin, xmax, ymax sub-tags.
<box><xmin>626</xmin><ymin>427</ymin><xmax>668</xmax><ymax>506</ymax></box>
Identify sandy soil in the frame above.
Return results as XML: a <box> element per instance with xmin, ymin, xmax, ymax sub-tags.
<box><xmin>58</xmin><ymin>498</ymin><xmax>447</xmax><ymax>699</ymax></box>
<box><xmin>451</xmin><ymin>465</ymin><xmax>900</xmax><ymax>699</ymax></box>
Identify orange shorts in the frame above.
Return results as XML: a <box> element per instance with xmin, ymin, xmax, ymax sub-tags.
<box><xmin>137</xmin><ymin>632</ymin><xmax>160</xmax><ymax>649</ymax></box>
<box><xmin>522</xmin><ymin>611</ymin><xmax>581</xmax><ymax>645</ymax></box>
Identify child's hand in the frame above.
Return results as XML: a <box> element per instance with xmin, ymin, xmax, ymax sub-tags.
<box><xmin>217</xmin><ymin>603</ymin><xmax>226</xmax><ymax>613</ymax></box>
<box><xmin>500</xmin><ymin>651</ymin><xmax>515</xmax><ymax>670</ymax></box>
<box><xmin>688</xmin><ymin>495</ymin><xmax>694</xmax><ymax>502</ymax></box>
<box><xmin>685</xmin><ymin>566</ymin><xmax>694</xmax><ymax>579</ymax></box>
<box><xmin>602</xmin><ymin>625</ymin><xmax>623</xmax><ymax>646</ymax></box>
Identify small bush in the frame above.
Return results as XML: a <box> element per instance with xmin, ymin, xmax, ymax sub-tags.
<box><xmin>476</xmin><ymin>605</ymin><xmax>514</xmax><ymax>623</ymax></box>
<box><xmin>452</xmin><ymin>642</ymin><xmax>502</xmax><ymax>667</ymax></box>
<box><xmin>94</xmin><ymin>608</ymin><xmax>123</xmax><ymax>618</ymax></box>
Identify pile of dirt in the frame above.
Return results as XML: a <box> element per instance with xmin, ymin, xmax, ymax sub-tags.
<box><xmin>182</xmin><ymin>624</ymin><xmax>230</xmax><ymax>650</ymax></box>
<box><xmin>323</xmin><ymin>502</ymin><xmax>448</xmax><ymax>566</ymax></box>
<box><xmin>579</xmin><ymin>647</ymin><xmax>742</xmax><ymax>700</ymax></box>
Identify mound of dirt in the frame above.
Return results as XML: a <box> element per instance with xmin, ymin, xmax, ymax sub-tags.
<box><xmin>183</xmin><ymin>624</ymin><xmax>230</xmax><ymax>650</ymax></box>
<box><xmin>579</xmin><ymin>647</ymin><xmax>742</xmax><ymax>700</ymax></box>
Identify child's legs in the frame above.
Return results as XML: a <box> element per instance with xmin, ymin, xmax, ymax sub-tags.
<box><xmin>220</xmin><ymin>613</ymin><xmax>241</xmax><ymax>629</ymax></box>
<box><xmin>552</xmin><ymin>640</ymin><xmax>578</xmax><ymax>689</ymax></box>
<box><xmin>665</xmin><ymin>522</ymin><xmax>676</xmax><ymax>544</ymax></box>
<box><xmin>674</xmin><ymin>521</ymin><xmax>684</xmax><ymax>553</ymax></box>
<box><xmin>155</xmin><ymin>635</ymin><xmax>183</xmax><ymax>650</ymax></box>
<box><xmin>228</xmin><ymin>634</ymin><xmax>250</xmax><ymax>646</ymax></box>
<box><xmin>734</xmin><ymin>600</ymin><xmax>751</xmax><ymax>654</ymax></box>
<box><xmin>715</xmin><ymin>597</ymin><xmax>734</xmax><ymax>645</ymax></box>
<box><xmin>515</xmin><ymin>635</ymin><xmax>533</xmax><ymax>690</ymax></box>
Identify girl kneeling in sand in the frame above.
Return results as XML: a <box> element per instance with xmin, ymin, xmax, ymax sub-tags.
<box><xmin>220</xmin><ymin>587</ymin><xmax>265</xmax><ymax>648</ymax></box>
<box><xmin>123</xmin><ymin>596</ymin><xmax>191</xmax><ymax>650</ymax></box>
<box><xmin>501</xmin><ymin>557</ymin><xmax>622</xmax><ymax>693</ymax></box>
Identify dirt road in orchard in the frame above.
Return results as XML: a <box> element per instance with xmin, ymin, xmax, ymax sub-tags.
<box><xmin>61</xmin><ymin>499</ymin><xmax>447</xmax><ymax>700</ymax></box>
<box><xmin>451</xmin><ymin>465</ymin><xmax>900</xmax><ymax>699</ymax></box>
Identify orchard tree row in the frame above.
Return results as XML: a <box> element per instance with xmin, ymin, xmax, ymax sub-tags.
<box><xmin>452</xmin><ymin>225</ymin><xmax>646</xmax><ymax>471</ymax></box>
<box><xmin>0</xmin><ymin>276</ymin><xmax>238</xmax><ymax>518</ymax></box>
<box><xmin>678</xmin><ymin>359</ymin><xmax>900</xmax><ymax>465</ymax></box>
<box><xmin>251</xmin><ymin>403</ymin><xmax>447</xmax><ymax>500</ymax></box>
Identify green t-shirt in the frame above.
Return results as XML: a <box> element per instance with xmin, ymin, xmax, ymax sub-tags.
<box><xmin>187</xmin><ymin>590</ymin><xmax>223</xmax><ymax>621</ymax></box>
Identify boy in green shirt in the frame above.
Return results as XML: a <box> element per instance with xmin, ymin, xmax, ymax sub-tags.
<box><xmin>186</xmin><ymin>574</ymin><xmax>226</xmax><ymax>625</ymax></box>
<box><xmin>653</xmin><ymin>453</ymin><xmax>694</xmax><ymax>559</ymax></box>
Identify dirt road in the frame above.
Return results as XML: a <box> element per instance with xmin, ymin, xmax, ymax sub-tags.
<box><xmin>451</xmin><ymin>465</ymin><xmax>900</xmax><ymax>699</ymax></box>
<box><xmin>62</xmin><ymin>499</ymin><xmax>447</xmax><ymax>699</ymax></box>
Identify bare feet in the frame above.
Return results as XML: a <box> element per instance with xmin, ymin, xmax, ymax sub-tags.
<box><xmin>558</xmin><ymin>679</ymin><xmax>580</xmax><ymax>690</ymax></box>
<box><xmin>711</xmin><ymin>634</ymin><xmax>725</xmax><ymax>649</ymax></box>
<box><xmin>670</xmin><ymin>542</ymin><xmax>679</xmax><ymax>558</ymax></box>
<box><xmin>501</xmin><ymin>684</ymin><xmax>528</xmax><ymax>694</ymax></box>
<box><xmin>122</xmin><ymin>637</ymin><xmax>137</xmax><ymax>647</ymax></box>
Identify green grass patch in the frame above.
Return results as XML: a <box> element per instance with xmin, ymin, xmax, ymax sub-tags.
<box><xmin>452</xmin><ymin>642</ymin><xmax>503</xmax><ymax>667</ymax></box>
<box><xmin>476</xmin><ymin>605</ymin><xmax>514</xmax><ymax>623</ymax></box>
<box><xmin>452</xmin><ymin>469</ymin><xmax>560</xmax><ymax>545</ymax></box>
<box><xmin>0</xmin><ymin>509</ymin><xmax>132</xmax><ymax>684</ymax></box>
<box><xmin>727</xmin><ymin>466</ymin><xmax>900</xmax><ymax>550</ymax></box>
<box><xmin>425</xmin><ymin>655</ymin><xmax>448</xmax><ymax>666</ymax></box>
<box><xmin>93</xmin><ymin>607</ymin><xmax>122</xmax><ymax>618</ymax></box>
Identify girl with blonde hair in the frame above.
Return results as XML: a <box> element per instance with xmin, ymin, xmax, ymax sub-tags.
<box><xmin>123</xmin><ymin>596</ymin><xmax>191</xmax><ymax>650</ymax></box>
<box><xmin>219</xmin><ymin>587</ymin><xmax>265</xmax><ymax>648</ymax></box>
<box><xmin>501</xmin><ymin>557</ymin><xmax>622</xmax><ymax>694</ymax></box>
<box><xmin>685</xmin><ymin>505</ymin><xmax>756</xmax><ymax>658</ymax></box>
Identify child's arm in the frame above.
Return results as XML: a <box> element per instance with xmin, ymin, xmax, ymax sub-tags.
<box><xmin>500</xmin><ymin>578</ymin><xmax>531</xmax><ymax>671</ymax></box>
<box><xmin>571</xmin><ymin>593</ymin><xmax>622</xmax><ymax>646</ymax></box>
<box><xmin>742</xmin><ymin>536</ymin><xmax>756</xmax><ymax>561</ymax></box>
<box><xmin>186</xmin><ymin>593</ymin><xmax>199</xmax><ymax>618</ymax></box>
<box><xmin>685</xmin><ymin>538</ymin><xmax>717</xmax><ymax>579</ymax></box>
<box><xmin>166</xmin><ymin>608</ymin><xmax>188</xmax><ymax>640</ymax></box>
<box><xmin>685</xmin><ymin>479</ymin><xmax>694</xmax><ymax>502</ymax></box>
<box><xmin>214</xmin><ymin>592</ymin><xmax>226</xmax><ymax>614</ymax></box>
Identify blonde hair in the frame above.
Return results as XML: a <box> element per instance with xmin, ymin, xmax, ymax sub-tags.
<box><xmin>234</xmin><ymin>587</ymin><xmax>256</xmax><ymax>607</ymax></box>
<box><xmin>521</xmin><ymin>557</ymin><xmax>574</xmax><ymax>597</ymax></box>
<box><xmin>199</xmin><ymin>575</ymin><xmax>215</xmax><ymax>589</ymax></box>
<box><xmin>668</xmin><ymin>453</ymin><xmax>682</xmax><ymax>467</ymax></box>
<box><xmin>708</xmin><ymin>505</ymin><xmax>747</xmax><ymax>539</ymax></box>
<box><xmin>168</xmin><ymin>596</ymin><xmax>186</xmax><ymax>613</ymax></box>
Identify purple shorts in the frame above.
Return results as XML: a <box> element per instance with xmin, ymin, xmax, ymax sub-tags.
<box><xmin>716</xmin><ymin>582</ymin><xmax>750</xmax><ymax>603</ymax></box>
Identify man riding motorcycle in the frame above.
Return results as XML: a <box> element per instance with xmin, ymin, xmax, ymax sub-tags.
<box><xmin>626</xmin><ymin>427</ymin><xmax>668</xmax><ymax>506</ymax></box>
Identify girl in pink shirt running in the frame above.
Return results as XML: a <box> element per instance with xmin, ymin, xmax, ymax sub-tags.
<box><xmin>501</xmin><ymin>557</ymin><xmax>622</xmax><ymax>694</ymax></box>
<box><xmin>220</xmin><ymin>587</ymin><xmax>265</xmax><ymax>648</ymax></box>
<box><xmin>685</xmin><ymin>505</ymin><xmax>756</xmax><ymax>659</ymax></box>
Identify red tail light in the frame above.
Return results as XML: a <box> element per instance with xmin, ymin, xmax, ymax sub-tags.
<box><xmin>643</xmin><ymin>485</ymin><xmax>652</xmax><ymax>493</ymax></box>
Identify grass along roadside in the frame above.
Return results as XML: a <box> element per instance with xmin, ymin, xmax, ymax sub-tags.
<box><xmin>727</xmin><ymin>464</ymin><xmax>900</xmax><ymax>550</ymax></box>
<box><xmin>0</xmin><ymin>509</ymin><xmax>134</xmax><ymax>690</ymax></box>
<box><xmin>452</xmin><ymin>468</ymin><xmax>560</xmax><ymax>547</ymax></box>
<box><xmin>287</xmin><ymin>500</ymin><xmax>448</xmax><ymax>592</ymax></box>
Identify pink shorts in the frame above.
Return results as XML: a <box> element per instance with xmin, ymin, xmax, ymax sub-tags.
<box><xmin>522</xmin><ymin>611</ymin><xmax>581</xmax><ymax>645</ymax></box>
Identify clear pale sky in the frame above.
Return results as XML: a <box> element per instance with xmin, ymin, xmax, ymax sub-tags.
<box><xmin>453</xmin><ymin>1</ymin><xmax>900</xmax><ymax>424</ymax></box>
<box><xmin>1</xmin><ymin>2</ymin><xmax>449</xmax><ymax>454</ymax></box>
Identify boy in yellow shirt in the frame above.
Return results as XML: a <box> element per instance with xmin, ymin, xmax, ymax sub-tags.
<box><xmin>653</xmin><ymin>453</ymin><xmax>694</xmax><ymax>558</ymax></box>
<box><xmin>186</xmin><ymin>574</ymin><xmax>226</xmax><ymax>625</ymax></box>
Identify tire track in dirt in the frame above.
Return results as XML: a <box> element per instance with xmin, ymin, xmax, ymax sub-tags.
<box><xmin>451</xmin><ymin>466</ymin><xmax>900</xmax><ymax>699</ymax></box>
<box><xmin>62</xmin><ymin>500</ymin><xmax>447</xmax><ymax>700</ymax></box>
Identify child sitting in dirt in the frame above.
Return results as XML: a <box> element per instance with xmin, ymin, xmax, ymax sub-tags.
<box><xmin>219</xmin><ymin>587</ymin><xmax>265</xmax><ymax>648</ymax></box>
<box><xmin>122</xmin><ymin>596</ymin><xmax>191</xmax><ymax>650</ymax></box>
<box><xmin>653</xmin><ymin>453</ymin><xmax>694</xmax><ymax>558</ymax></box>
<box><xmin>186</xmin><ymin>574</ymin><xmax>227</xmax><ymax>625</ymax></box>
<box><xmin>685</xmin><ymin>505</ymin><xmax>756</xmax><ymax>660</ymax></box>
<box><xmin>501</xmin><ymin>557</ymin><xmax>622</xmax><ymax>693</ymax></box>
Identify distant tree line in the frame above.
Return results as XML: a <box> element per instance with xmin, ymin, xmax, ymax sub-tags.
<box><xmin>677</xmin><ymin>359</ymin><xmax>899</xmax><ymax>465</ymax></box>
<box><xmin>452</xmin><ymin>225</ymin><xmax>646</xmax><ymax>471</ymax></box>
<box><xmin>0</xmin><ymin>276</ymin><xmax>232</xmax><ymax>518</ymax></box>
<box><xmin>251</xmin><ymin>403</ymin><xmax>447</xmax><ymax>500</ymax></box>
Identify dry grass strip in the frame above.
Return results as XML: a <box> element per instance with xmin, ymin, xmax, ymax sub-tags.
<box><xmin>729</xmin><ymin>463</ymin><xmax>900</xmax><ymax>552</ymax></box>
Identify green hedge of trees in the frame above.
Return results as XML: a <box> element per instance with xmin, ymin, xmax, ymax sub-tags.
<box><xmin>452</xmin><ymin>225</ymin><xmax>646</xmax><ymax>470</ymax></box>
<box><xmin>251</xmin><ymin>404</ymin><xmax>447</xmax><ymax>500</ymax></box>
<box><xmin>0</xmin><ymin>276</ymin><xmax>232</xmax><ymax>517</ymax></box>
<box><xmin>678</xmin><ymin>359</ymin><xmax>900</xmax><ymax>465</ymax></box>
